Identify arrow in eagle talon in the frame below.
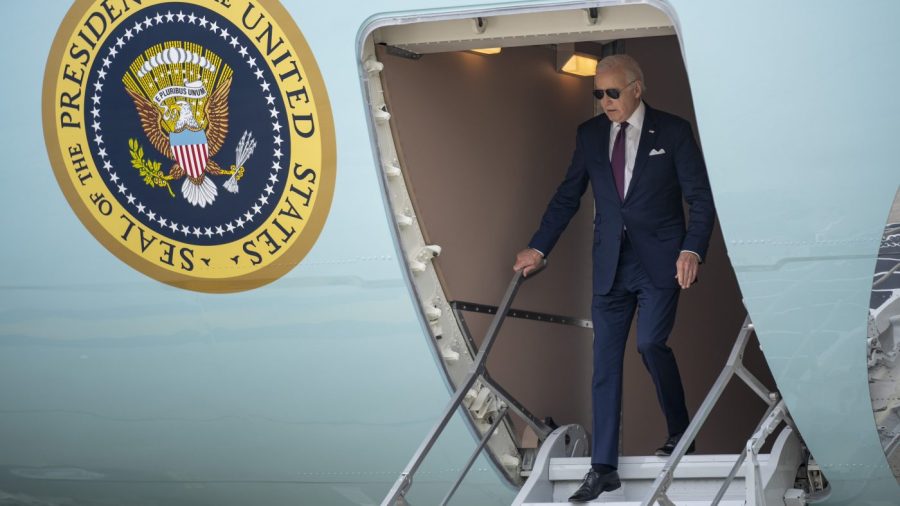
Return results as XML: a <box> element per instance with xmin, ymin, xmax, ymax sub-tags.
<box><xmin>223</xmin><ymin>130</ymin><xmax>257</xmax><ymax>193</ymax></box>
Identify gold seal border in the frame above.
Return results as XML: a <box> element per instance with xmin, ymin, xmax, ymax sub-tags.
<box><xmin>42</xmin><ymin>0</ymin><xmax>336</xmax><ymax>293</ymax></box>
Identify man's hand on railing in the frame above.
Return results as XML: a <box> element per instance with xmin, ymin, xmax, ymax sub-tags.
<box><xmin>514</xmin><ymin>248</ymin><xmax>545</xmax><ymax>277</ymax></box>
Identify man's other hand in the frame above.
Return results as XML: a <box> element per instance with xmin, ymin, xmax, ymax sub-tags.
<box><xmin>675</xmin><ymin>251</ymin><xmax>699</xmax><ymax>289</ymax></box>
<box><xmin>514</xmin><ymin>248</ymin><xmax>544</xmax><ymax>277</ymax></box>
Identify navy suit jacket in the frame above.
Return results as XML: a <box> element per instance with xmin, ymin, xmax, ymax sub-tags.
<box><xmin>528</xmin><ymin>103</ymin><xmax>715</xmax><ymax>295</ymax></box>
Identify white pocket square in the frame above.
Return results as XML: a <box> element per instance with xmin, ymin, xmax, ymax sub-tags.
<box><xmin>649</xmin><ymin>148</ymin><xmax>666</xmax><ymax>156</ymax></box>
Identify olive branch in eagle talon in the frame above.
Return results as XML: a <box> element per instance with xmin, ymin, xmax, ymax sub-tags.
<box><xmin>124</xmin><ymin>75</ymin><xmax>238</xmax><ymax>207</ymax></box>
<box><xmin>128</xmin><ymin>138</ymin><xmax>175</xmax><ymax>197</ymax></box>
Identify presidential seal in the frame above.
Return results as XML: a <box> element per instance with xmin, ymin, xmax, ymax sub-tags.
<box><xmin>43</xmin><ymin>0</ymin><xmax>335</xmax><ymax>292</ymax></box>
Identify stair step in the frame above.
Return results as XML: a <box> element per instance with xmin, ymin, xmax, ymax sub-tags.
<box><xmin>550</xmin><ymin>454</ymin><xmax>764</xmax><ymax>481</ymax></box>
<box><xmin>523</xmin><ymin>501</ymin><xmax>745</xmax><ymax>505</ymax></box>
<box><xmin>513</xmin><ymin>425</ymin><xmax>803</xmax><ymax>505</ymax></box>
<box><xmin>546</xmin><ymin>456</ymin><xmax>752</xmax><ymax>503</ymax></box>
<box><xmin>550</xmin><ymin>478</ymin><xmax>746</xmax><ymax>503</ymax></box>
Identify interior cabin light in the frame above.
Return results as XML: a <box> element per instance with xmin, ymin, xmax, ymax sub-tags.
<box><xmin>469</xmin><ymin>47</ymin><xmax>502</xmax><ymax>55</ymax></box>
<box><xmin>561</xmin><ymin>53</ymin><xmax>598</xmax><ymax>76</ymax></box>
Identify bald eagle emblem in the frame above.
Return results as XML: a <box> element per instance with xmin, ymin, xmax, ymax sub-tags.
<box><xmin>123</xmin><ymin>43</ymin><xmax>255</xmax><ymax>207</ymax></box>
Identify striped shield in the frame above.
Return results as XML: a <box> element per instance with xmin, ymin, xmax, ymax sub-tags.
<box><xmin>170</xmin><ymin>130</ymin><xmax>209</xmax><ymax>179</ymax></box>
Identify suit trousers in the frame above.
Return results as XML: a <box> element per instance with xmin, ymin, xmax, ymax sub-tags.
<box><xmin>590</xmin><ymin>233</ymin><xmax>690</xmax><ymax>467</ymax></box>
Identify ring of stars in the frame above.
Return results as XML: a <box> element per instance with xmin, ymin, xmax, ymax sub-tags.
<box><xmin>89</xmin><ymin>8</ymin><xmax>286</xmax><ymax>241</ymax></box>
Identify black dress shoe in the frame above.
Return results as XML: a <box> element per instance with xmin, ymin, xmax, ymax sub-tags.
<box><xmin>654</xmin><ymin>433</ymin><xmax>696</xmax><ymax>457</ymax></box>
<box><xmin>567</xmin><ymin>468</ymin><xmax>621</xmax><ymax>502</ymax></box>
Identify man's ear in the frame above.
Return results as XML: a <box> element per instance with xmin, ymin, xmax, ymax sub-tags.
<box><xmin>634</xmin><ymin>81</ymin><xmax>643</xmax><ymax>99</ymax></box>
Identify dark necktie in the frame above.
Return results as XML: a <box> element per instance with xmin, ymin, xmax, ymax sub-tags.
<box><xmin>611</xmin><ymin>122</ymin><xmax>628</xmax><ymax>201</ymax></box>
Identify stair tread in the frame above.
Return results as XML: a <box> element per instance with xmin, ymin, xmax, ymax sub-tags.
<box><xmin>523</xmin><ymin>501</ymin><xmax>745</xmax><ymax>505</ymax></box>
<box><xmin>551</xmin><ymin>454</ymin><xmax>769</xmax><ymax>465</ymax></box>
<box><xmin>550</xmin><ymin>454</ymin><xmax>763</xmax><ymax>481</ymax></box>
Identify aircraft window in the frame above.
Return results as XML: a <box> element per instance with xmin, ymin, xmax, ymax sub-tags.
<box><xmin>868</xmin><ymin>187</ymin><xmax>900</xmax><ymax>482</ymax></box>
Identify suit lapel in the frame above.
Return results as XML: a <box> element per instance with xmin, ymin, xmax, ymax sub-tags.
<box><xmin>625</xmin><ymin>105</ymin><xmax>656</xmax><ymax>203</ymax></box>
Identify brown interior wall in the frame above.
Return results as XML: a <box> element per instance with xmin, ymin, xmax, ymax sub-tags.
<box><xmin>377</xmin><ymin>35</ymin><xmax>777</xmax><ymax>456</ymax></box>
<box><xmin>377</xmin><ymin>43</ymin><xmax>598</xmax><ymax>442</ymax></box>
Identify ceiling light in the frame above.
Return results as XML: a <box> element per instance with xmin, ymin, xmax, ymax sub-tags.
<box><xmin>556</xmin><ymin>42</ymin><xmax>598</xmax><ymax>77</ymax></box>
<box><xmin>561</xmin><ymin>53</ymin><xmax>598</xmax><ymax>76</ymax></box>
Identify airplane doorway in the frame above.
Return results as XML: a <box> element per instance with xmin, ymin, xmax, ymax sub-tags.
<box><xmin>361</xmin><ymin>4</ymin><xmax>778</xmax><ymax>485</ymax></box>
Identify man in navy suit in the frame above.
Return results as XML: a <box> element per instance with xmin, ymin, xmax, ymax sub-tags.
<box><xmin>513</xmin><ymin>54</ymin><xmax>715</xmax><ymax>502</ymax></box>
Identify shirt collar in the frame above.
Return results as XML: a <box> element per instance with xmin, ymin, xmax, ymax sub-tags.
<box><xmin>616</xmin><ymin>100</ymin><xmax>645</xmax><ymax>132</ymax></box>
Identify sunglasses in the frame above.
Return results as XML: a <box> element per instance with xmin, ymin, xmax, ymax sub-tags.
<box><xmin>593</xmin><ymin>80</ymin><xmax>637</xmax><ymax>100</ymax></box>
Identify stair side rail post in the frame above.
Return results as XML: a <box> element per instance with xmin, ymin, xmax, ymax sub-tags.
<box><xmin>744</xmin><ymin>398</ymin><xmax>791</xmax><ymax>506</ymax></box>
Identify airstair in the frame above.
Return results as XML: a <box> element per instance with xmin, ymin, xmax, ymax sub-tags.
<box><xmin>512</xmin><ymin>424</ymin><xmax>807</xmax><ymax>505</ymax></box>
<box><xmin>381</xmin><ymin>267</ymin><xmax>825</xmax><ymax>505</ymax></box>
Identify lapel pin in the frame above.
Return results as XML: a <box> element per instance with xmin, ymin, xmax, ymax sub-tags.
<box><xmin>649</xmin><ymin>129</ymin><xmax>655</xmax><ymax>134</ymax></box>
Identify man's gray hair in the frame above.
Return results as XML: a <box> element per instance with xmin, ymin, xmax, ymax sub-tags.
<box><xmin>596</xmin><ymin>54</ymin><xmax>645</xmax><ymax>88</ymax></box>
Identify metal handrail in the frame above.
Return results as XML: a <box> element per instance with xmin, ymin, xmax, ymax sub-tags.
<box><xmin>641</xmin><ymin>316</ymin><xmax>797</xmax><ymax>506</ymax></box>
<box><xmin>448</xmin><ymin>291</ymin><xmax>597</xmax><ymax>444</ymax></box>
<box><xmin>709</xmin><ymin>399</ymin><xmax>780</xmax><ymax>506</ymax></box>
<box><xmin>439</xmin><ymin>405</ymin><xmax>510</xmax><ymax>505</ymax></box>
<box><xmin>451</xmin><ymin>304</ymin><xmax>561</xmax><ymax>442</ymax></box>
<box><xmin>380</xmin><ymin>262</ymin><xmax>545</xmax><ymax>506</ymax></box>
<box><xmin>479</xmin><ymin>372</ymin><xmax>553</xmax><ymax>441</ymax></box>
